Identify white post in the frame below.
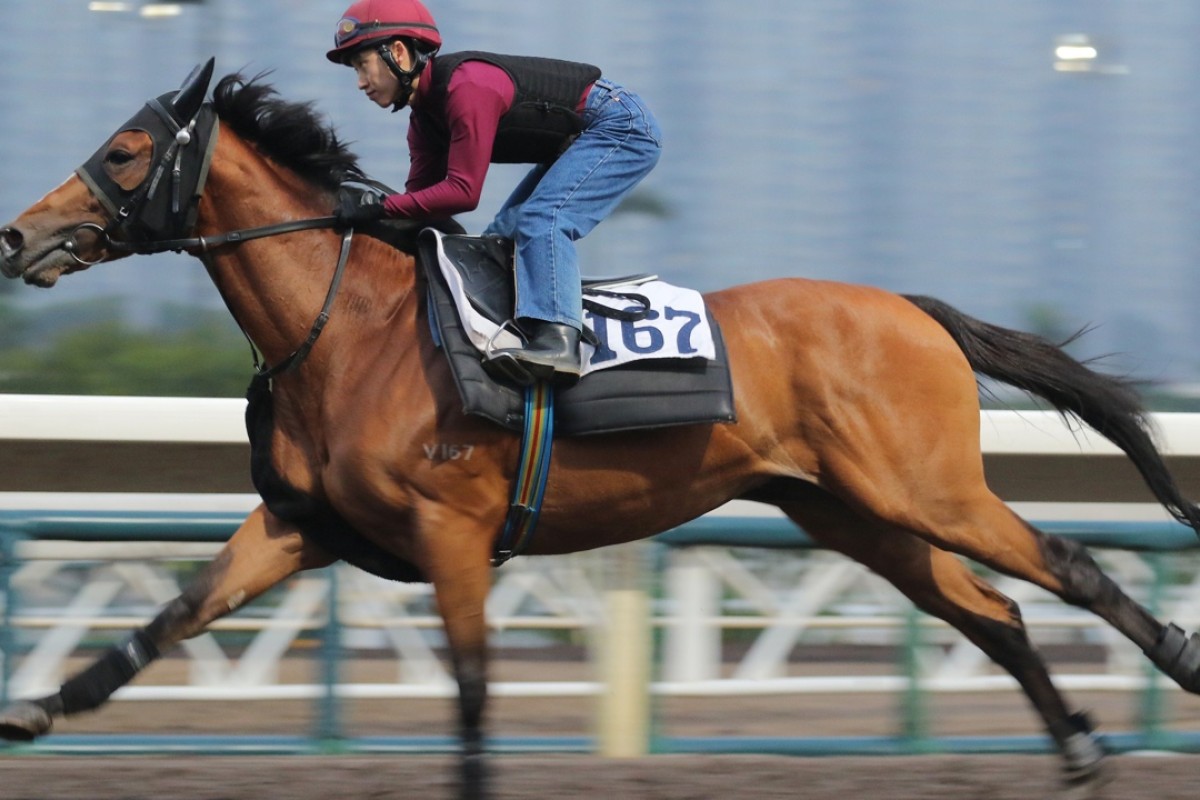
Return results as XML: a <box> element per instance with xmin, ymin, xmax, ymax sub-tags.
<box><xmin>663</xmin><ymin>548</ymin><xmax>721</xmax><ymax>682</ymax></box>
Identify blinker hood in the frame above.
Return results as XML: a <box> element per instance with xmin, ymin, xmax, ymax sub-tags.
<box><xmin>75</xmin><ymin>58</ymin><xmax>219</xmax><ymax>243</ymax></box>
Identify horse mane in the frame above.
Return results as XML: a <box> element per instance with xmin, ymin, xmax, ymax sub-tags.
<box><xmin>210</xmin><ymin>72</ymin><xmax>366</xmax><ymax>191</ymax></box>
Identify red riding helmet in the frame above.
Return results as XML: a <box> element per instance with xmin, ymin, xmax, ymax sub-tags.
<box><xmin>326</xmin><ymin>0</ymin><xmax>442</xmax><ymax>64</ymax></box>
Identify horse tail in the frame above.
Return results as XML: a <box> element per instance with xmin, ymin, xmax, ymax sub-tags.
<box><xmin>903</xmin><ymin>293</ymin><xmax>1200</xmax><ymax>536</ymax></box>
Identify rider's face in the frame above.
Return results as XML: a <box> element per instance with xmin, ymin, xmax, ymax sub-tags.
<box><xmin>349</xmin><ymin>42</ymin><xmax>416</xmax><ymax>109</ymax></box>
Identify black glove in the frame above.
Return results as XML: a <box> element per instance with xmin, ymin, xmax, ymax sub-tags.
<box><xmin>333</xmin><ymin>188</ymin><xmax>386</xmax><ymax>228</ymax></box>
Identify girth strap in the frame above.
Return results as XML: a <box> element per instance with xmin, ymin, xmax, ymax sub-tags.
<box><xmin>493</xmin><ymin>381</ymin><xmax>555</xmax><ymax>566</ymax></box>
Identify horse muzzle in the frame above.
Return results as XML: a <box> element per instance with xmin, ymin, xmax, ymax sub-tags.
<box><xmin>0</xmin><ymin>225</ymin><xmax>25</xmax><ymax>279</ymax></box>
<box><xmin>0</xmin><ymin>221</ymin><xmax>110</xmax><ymax>286</ymax></box>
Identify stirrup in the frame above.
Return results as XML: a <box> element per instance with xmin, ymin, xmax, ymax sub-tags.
<box><xmin>482</xmin><ymin>321</ymin><xmax>537</xmax><ymax>386</ymax></box>
<box><xmin>484</xmin><ymin>352</ymin><xmax>537</xmax><ymax>386</ymax></box>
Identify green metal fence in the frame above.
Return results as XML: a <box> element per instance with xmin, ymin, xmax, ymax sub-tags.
<box><xmin>1</xmin><ymin>509</ymin><xmax>1199</xmax><ymax>756</ymax></box>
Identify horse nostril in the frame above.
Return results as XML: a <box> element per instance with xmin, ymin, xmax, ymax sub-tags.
<box><xmin>0</xmin><ymin>226</ymin><xmax>24</xmax><ymax>257</ymax></box>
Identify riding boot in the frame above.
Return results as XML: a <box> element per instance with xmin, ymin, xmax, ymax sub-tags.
<box><xmin>486</xmin><ymin>321</ymin><xmax>582</xmax><ymax>387</ymax></box>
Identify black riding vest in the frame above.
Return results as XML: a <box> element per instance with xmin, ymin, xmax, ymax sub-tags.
<box><xmin>415</xmin><ymin>50</ymin><xmax>602</xmax><ymax>164</ymax></box>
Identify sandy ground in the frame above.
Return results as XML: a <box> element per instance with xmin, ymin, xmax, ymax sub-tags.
<box><xmin>3</xmin><ymin>651</ymin><xmax>1200</xmax><ymax>799</ymax></box>
<box><xmin>3</xmin><ymin>753</ymin><xmax>1200</xmax><ymax>800</ymax></box>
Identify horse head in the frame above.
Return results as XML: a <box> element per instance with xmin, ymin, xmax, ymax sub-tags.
<box><xmin>0</xmin><ymin>58</ymin><xmax>217</xmax><ymax>287</ymax></box>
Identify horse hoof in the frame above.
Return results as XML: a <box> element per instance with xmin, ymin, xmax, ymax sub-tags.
<box><xmin>459</xmin><ymin>751</ymin><xmax>490</xmax><ymax>800</ymax></box>
<box><xmin>1060</xmin><ymin>758</ymin><xmax>1115</xmax><ymax>800</ymax></box>
<box><xmin>0</xmin><ymin>701</ymin><xmax>54</xmax><ymax>742</ymax></box>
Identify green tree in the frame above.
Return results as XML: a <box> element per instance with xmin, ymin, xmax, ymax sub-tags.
<box><xmin>0</xmin><ymin>308</ymin><xmax>250</xmax><ymax>397</ymax></box>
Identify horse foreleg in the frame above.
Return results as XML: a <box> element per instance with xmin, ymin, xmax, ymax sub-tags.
<box><xmin>0</xmin><ymin>504</ymin><xmax>333</xmax><ymax>741</ymax></box>
<box><xmin>419</xmin><ymin>509</ymin><xmax>497</xmax><ymax>800</ymax></box>
<box><xmin>778</xmin><ymin>492</ymin><xmax>1110</xmax><ymax>790</ymax></box>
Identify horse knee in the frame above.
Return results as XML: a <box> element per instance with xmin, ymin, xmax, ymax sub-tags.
<box><xmin>144</xmin><ymin>549</ymin><xmax>233</xmax><ymax>647</ymax></box>
<box><xmin>144</xmin><ymin>591</ymin><xmax>207</xmax><ymax>646</ymax></box>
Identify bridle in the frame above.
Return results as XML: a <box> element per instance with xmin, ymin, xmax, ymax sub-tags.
<box><xmin>66</xmin><ymin>60</ymin><xmax>357</xmax><ymax>380</ymax></box>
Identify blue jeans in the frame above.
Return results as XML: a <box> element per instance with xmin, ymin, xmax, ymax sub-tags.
<box><xmin>483</xmin><ymin>78</ymin><xmax>663</xmax><ymax>329</ymax></box>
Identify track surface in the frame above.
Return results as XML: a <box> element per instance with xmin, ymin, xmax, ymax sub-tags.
<box><xmin>3</xmin><ymin>653</ymin><xmax>1199</xmax><ymax>798</ymax></box>
<box><xmin>2</xmin><ymin>753</ymin><xmax>1200</xmax><ymax>799</ymax></box>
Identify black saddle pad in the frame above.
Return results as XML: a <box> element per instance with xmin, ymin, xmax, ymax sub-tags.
<box><xmin>416</xmin><ymin>230</ymin><xmax>736</xmax><ymax>436</ymax></box>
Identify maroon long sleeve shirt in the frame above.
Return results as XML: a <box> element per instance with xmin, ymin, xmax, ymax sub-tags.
<box><xmin>382</xmin><ymin>59</ymin><xmax>515</xmax><ymax>219</ymax></box>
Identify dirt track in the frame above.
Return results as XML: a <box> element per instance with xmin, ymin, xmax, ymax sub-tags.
<box><xmin>3</xmin><ymin>752</ymin><xmax>1200</xmax><ymax>799</ymax></box>
<box><xmin>3</xmin><ymin>690</ymin><xmax>1199</xmax><ymax>800</ymax></box>
<box><xmin>3</xmin><ymin>652</ymin><xmax>1199</xmax><ymax>798</ymax></box>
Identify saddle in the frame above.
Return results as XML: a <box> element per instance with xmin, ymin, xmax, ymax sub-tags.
<box><xmin>414</xmin><ymin>229</ymin><xmax>736</xmax><ymax>436</ymax></box>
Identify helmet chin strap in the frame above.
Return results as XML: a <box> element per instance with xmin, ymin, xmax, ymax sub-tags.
<box><xmin>378</xmin><ymin>41</ymin><xmax>431</xmax><ymax>112</ymax></box>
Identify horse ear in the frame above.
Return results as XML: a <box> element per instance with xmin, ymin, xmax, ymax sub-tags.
<box><xmin>171</xmin><ymin>57</ymin><xmax>216</xmax><ymax>123</ymax></box>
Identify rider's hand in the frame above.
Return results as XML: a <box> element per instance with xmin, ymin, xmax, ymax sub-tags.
<box><xmin>333</xmin><ymin>188</ymin><xmax>386</xmax><ymax>229</ymax></box>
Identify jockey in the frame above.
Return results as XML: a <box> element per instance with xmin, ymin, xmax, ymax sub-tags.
<box><xmin>327</xmin><ymin>0</ymin><xmax>663</xmax><ymax>386</ymax></box>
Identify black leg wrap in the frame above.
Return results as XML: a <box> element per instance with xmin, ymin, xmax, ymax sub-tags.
<box><xmin>1147</xmin><ymin>623</ymin><xmax>1200</xmax><ymax>693</ymax></box>
<box><xmin>459</xmin><ymin>728</ymin><xmax>490</xmax><ymax>800</ymax></box>
<box><xmin>460</xmin><ymin>751</ymin><xmax>489</xmax><ymax>800</ymax></box>
<box><xmin>58</xmin><ymin>630</ymin><xmax>160</xmax><ymax>716</ymax></box>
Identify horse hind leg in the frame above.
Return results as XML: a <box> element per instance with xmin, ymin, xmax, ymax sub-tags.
<box><xmin>890</xmin><ymin>293</ymin><xmax>1200</xmax><ymax>691</ymax></box>
<box><xmin>0</xmin><ymin>504</ymin><xmax>334</xmax><ymax>741</ymax></box>
<box><xmin>899</xmin><ymin>491</ymin><xmax>1200</xmax><ymax>699</ymax></box>
<box><xmin>820</xmin><ymin>402</ymin><xmax>1200</xmax><ymax>705</ymax></box>
<box><xmin>1022</xmin><ymin>527</ymin><xmax>1200</xmax><ymax>693</ymax></box>
<box><xmin>771</xmin><ymin>488</ymin><xmax>1109</xmax><ymax>789</ymax></box>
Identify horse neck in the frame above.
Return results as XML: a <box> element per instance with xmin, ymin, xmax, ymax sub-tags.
<box><xmin>193</xmin><ymin>131</ymin><xmax>421</xmax><ymax>386</ymax></box>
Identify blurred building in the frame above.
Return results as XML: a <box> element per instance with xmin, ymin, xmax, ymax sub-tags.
<box><xmin>2</xmin><ymin>1</ymin><xmax>1200</xmax><ymax>383</ymax></box>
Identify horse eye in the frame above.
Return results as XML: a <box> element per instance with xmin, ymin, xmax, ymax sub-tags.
<box><xmin>104</xmin><ymin>149</ymin><xmax>135</xmax><ymax>166</ymax></box>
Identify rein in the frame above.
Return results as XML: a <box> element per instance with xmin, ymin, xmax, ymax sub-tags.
<box><xmin>81</xmin><ymin>215</ymin><xmax>340</xmax><ymax>257</ymax></box>
<box><xmin>253</xmin><ymin>225</ymin><xmax>354</xmax><ymax>379</ymax></box>
<box><xmin>65</xmin><ymin>213</ymin><xmax>354</xmax><ymax>380</ymax></box>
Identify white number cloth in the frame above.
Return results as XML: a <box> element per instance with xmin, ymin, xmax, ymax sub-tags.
<box><xmin>431</xmin><ymin>230</ymin><xmax>715</xmax><ymax>376</ymax></box>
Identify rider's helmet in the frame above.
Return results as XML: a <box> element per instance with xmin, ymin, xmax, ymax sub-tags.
<box><xmin>326</xmin><ymin>0</ymin><xmax>442</xmax><ymax>65</ymax></box>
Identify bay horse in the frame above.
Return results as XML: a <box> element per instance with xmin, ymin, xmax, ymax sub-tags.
<box><xmin>3</xmin><ymin>60</ymin><xmax>1200</xmax><ymax>798</ymax></box>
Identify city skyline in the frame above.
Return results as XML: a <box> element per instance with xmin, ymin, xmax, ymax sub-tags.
<box><xmin>3</xmin><ymin>1</ymin><xmax>1200</xmax><ymax>384</ymax></box>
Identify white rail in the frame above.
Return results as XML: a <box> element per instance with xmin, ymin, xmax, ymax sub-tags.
<box><xmin>5</xmin><ymin>393</ymin><xmax>1200</xmax><ymax>452</ymax></box>
<box><xmin>3</xmin><ymin>395</ymin><xmax>1200</xmax><ymax>754</ymax></box>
